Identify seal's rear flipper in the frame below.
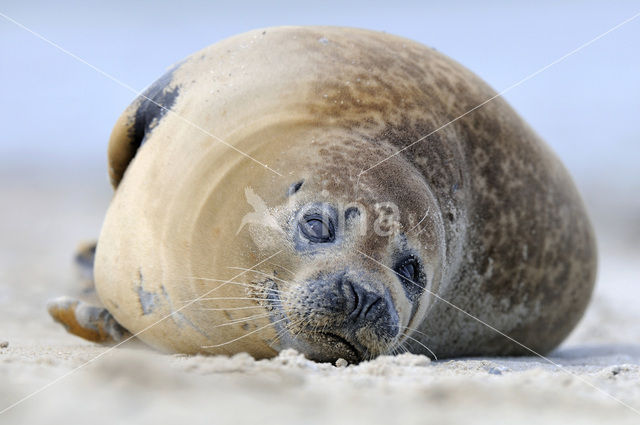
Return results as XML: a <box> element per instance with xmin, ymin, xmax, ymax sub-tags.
<box><xmin>47</xmin><ymin>242</ymin><xmax>132</xmax><ymax>344</ymax></box>
<box><xmin>47</xmin><ymin>296</ymin><xmax>131</xmax><ymax>344</ymax></box>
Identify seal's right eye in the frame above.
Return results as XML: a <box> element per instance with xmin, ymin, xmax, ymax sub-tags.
<box><xmin>300</xmin><ymin>214</ymin><xmax>335</xmax><ymax>243</ymax></box>
<box><xmin>393</xmin><ymin>255</ymin><xmax>424</xmax><ymax>301</ymax></box>
<box><xmin>397</xmin><ymin>260</ymin><xmax>417</xmax><ymax>282</ymax></box>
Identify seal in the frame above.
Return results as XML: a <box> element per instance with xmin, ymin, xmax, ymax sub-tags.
<box><xmin>48</xmin><ymin>26</ymin><xmax>597</xmax><ymax>362</ymax></box>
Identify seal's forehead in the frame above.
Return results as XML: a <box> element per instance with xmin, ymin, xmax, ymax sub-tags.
<box><xmin>282</xmin><ymin>132</ymin><xmax>432</xmax><ymax>221</ymax></box>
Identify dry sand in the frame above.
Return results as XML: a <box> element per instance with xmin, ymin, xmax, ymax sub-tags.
<box><xmin>1</xmin><ymin>166</ymin><xmax>639</xmax><ymax>424</ymax></box>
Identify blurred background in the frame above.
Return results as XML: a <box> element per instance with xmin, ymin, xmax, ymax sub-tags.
<box><xmin>1</xmin><ymin>2</ymin><xmax>640</xmax><ymax>423</ymax></box>
<box><xmin>1</xmin><ymin>0</ymin><xmax>638</xmax><ymax>343</ymax></box>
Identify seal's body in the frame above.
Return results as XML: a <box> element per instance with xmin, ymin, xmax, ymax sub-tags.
<box><xmin>49</xmin><ymin>27</ymin><xmax>596</xmax><ymax>362</ymax></box>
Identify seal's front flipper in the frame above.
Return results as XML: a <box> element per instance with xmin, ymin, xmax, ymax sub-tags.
<box><xmin>47</xmin><ymin>296</ymin><xmax>131</xmax><ymax>344</ymax></box>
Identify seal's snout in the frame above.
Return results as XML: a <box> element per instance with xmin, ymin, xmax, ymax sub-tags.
<box><xmin>343</xmin><ymin>279</ymin><xmax>398</xmax><ymax>339</ymax></box>
<box><xmin>308</xmin><ymin>272</ymin><xmax>399</xmax><ymax>340</ymax></box>
<box><xmin>279</xmin><ymin>271</ymin><xmax>400</xmax><ymax>363</ymax></box>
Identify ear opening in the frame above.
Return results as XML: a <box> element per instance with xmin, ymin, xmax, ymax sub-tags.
<box><xmin>286</xmin><ymin>179</ymin><xmax>304</xmax><ymax>197</ymax></box>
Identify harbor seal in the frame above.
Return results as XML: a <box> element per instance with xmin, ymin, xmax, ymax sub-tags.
<box><xmin>48</xmin><ymin>26</ymin><xmax>597</xmax><ymax>362</ymax></box>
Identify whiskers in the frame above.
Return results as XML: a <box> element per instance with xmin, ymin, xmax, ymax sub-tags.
<box><xmin>201</xmin><ymin>316</ymin><xmax>289</xmax><ymax>349</ymax></box>
<box><xmin>272</xmin><ymin>316</ymin><xmax>306</xmax><ymax>345</ymax></box>
<box><xmin>187</xmin><ymin>262</ymin><xmax>309</xmax><ymax>351</ymax></box>
<box><xmin>193</xmin><ymin>305</ymin><xmax>277</xmax><ymax>312</ymax></box>
<box><xmin>226</xmin><ymin>266</ymin><xmax>296</xmax><ymax>287</ymax></box>
<box><xmin>267</xmin><ymin>262</ymin><xmax>296</xmax><ymax>277</ymax></box>
<box><xmin>185</xmin><ymin>276</ymin><xmax>286</xmax><ymax>296</ymax></box>
<box><xmin>198</xmin><ymin>305</ymin><xmax>307</xmax><ymax>350</ymax></box>
<box><xmin>184</xmin><ymin>296</ymin><xmax>276</xmax><ymax>303</ymax></box>
<box><xmin>388</xmin><ymin>341</ymin><xmax>409</xmax><ymax>356</ymax></box>
<box><xmin>396</xmin><ymin>326</ymin><xmax>438</xmax><ymax>360</ymax></box>
<box><xmin>203</xmin><ymin>311</ymin><xmax>273</xmax><ymax>330</ymax></box>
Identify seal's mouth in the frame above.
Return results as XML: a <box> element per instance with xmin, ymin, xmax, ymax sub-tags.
<box><xmin>313</xmin><ymin>332</ymin><xmax>362</xmax><ymax>363</ymax></box>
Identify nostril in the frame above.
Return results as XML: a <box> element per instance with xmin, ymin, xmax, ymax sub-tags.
<box><xmin>362</xmin><ymin>296</ymin><xmax>381</xmax><ymax>320</ymax></box>
<box><xmin>347</xmin><ymin>281</ymin><xmax>362</xmax><ymax>319</ymax></box>
<box><xmin>347</xmin><ymin>281</ymin><xmax>383</xmax><ymax>322</ymax></box>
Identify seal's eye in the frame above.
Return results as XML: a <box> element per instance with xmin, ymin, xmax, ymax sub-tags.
<box><xmin>393</xmin><ymin>255</ymin><xmax>425</xmax><ymax>301</ymax></box>
<box><xmin>396</xmin><ymin>258</ymin><xmax>418</xmax><ymax>283</ymax></box>
<box><xmin>300</xmin><ymin>214</ymin><xmax>335</xmax><ymax>243</ymax></box>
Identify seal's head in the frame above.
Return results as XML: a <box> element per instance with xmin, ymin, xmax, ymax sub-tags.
<box><xmin>241</xmin><ymin>134</ymin><xmax>446</xmax><ymax>363</ymax></box>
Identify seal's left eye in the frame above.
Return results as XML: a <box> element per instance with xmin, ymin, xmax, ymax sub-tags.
<box><xmin>300</xmin><ymin>214</ymin><xmax>335</xmax><ymax>243</ymax></box>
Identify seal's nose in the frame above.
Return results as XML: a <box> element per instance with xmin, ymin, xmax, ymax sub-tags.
<box><xmin>346</xmin><ymin>280</ymin><xmax>384</xmax><ymax>323</ymax></box>
<box><xmin>293</xmin><ymin>272</ymin><xmax>400</xmax><ymax>362</ymax></box>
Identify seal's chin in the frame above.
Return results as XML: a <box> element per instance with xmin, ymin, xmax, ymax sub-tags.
<box><xmin>308</xmin><ymin>332</ymin><xmax>363</xmax><ymax>363</ymax></box>
<box><xmin>283</xmin><ymin>330</ymin><xmax>391</xmax><ymax>364</ymax></box>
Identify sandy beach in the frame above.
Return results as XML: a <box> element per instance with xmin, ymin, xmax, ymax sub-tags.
<box><xmin>1</xmin><ymin>166</ymin><xmax>639</xmax><ymax>424</ymax></box>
